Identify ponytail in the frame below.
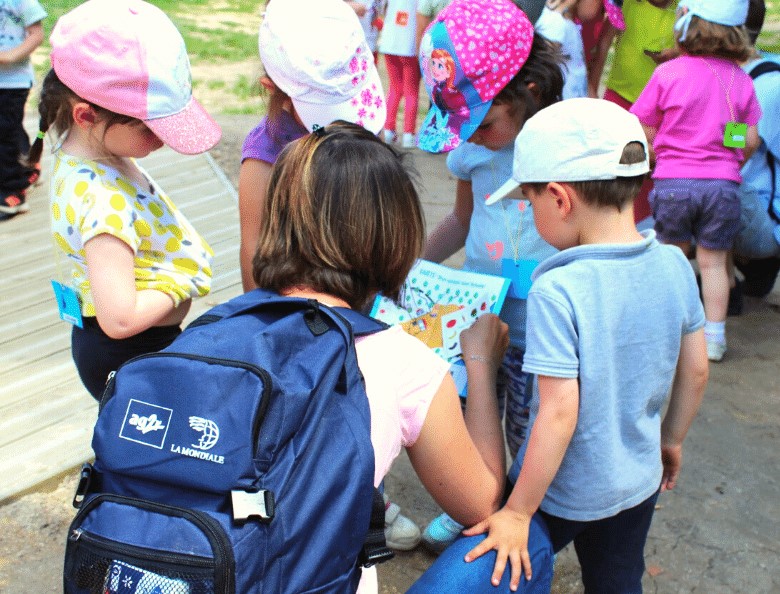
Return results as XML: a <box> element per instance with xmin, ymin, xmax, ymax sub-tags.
<box><xmin>26</xmin><ymin>69</ymin><xmax>79</xmax><ymax>167</ymax></box>
<box><xmin>26</xmin><ymin>118</ymin><xmax>48</xmax><ymax>168</ymax></box>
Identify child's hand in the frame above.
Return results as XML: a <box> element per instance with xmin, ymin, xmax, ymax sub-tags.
<box><xmin>644</xmin><ymin>47</ymin><xmax>679</xmax><ymax>65</ymax></box>
<box><xmin>462</xmin><ymin>507</ymin><xmax>534</xmax><ymax>591</ymax></box>
<box><xmin>0</xmin><ymin>49</ymin><xmax>19</xmax><ymax>65</ymax></box>
<box><xmin>460</xmin><ymin>314</ymin><xmax>509</xmax><ymax>370</ymax></box>
<box><xmin>660</xmin><ymin>443</ymin><xmax>683</xmax><ymax>491</ymax></box>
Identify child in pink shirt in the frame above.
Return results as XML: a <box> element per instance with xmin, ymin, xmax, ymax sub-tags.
<box><xmin>630</xmin><ymin>0</ymin><xmax>761</xmax><ymax>362</ymax></box>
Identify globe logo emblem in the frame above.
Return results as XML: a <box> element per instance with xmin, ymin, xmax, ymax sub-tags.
<box><xmin>189</xmin><ymin>416</ymin><xmax>220</xmax><ymax>451</ymax></box>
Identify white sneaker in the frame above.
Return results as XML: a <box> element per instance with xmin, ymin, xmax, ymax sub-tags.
<box><xmin>384</xmin><ymin>496</ymin><xmax>421</xmax><ymax>551</ymax></box>
<box><xmin>401</xmin><ymin>132</ymin><xmax>416</xmax><ymax>148</ymax></box>
<box><xmin>706</xmin><ymin>339</ymin><xmax>727</xmax><ymax>362</ymax></box>
<box><xmin>382</xmin><ymin>129</ymin><xmax>397</xmax><ymax>144</ymax></box>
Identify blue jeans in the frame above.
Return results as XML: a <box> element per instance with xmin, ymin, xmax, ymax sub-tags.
<box><xmin>407</xmin><ymin>513</ymin><xmax>554</xmax><ymax>593</ymax></box>
<box><xmin>540</xmin><ymin>490</ymin><xmax>660</xmax><ymax>594</ymax></box>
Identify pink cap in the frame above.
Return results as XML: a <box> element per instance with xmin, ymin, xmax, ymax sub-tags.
<box><xmin>50</xmin><ymin>0</ymin><xmax>221</xmax><ymax>155</ymax></box>
<box><xmin>417</xmin><ymin>0</ymin><xmax>534</xmax><ymax>153</ymax></box>
<box><xmin>604</xmin><ymin>0</ymin><xmax>626</xmax><ymax>31</ymax></box>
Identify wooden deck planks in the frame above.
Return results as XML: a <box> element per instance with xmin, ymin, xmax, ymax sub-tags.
<box><xmin>0</xmin><ymin>146</ymin><xmax>242</xmax><ymax>502</ymax></box>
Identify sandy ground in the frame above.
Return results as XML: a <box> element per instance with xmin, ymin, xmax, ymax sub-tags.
<box><xmin>1</xmin><ymin>114</ymin><xmax>779</xmax><ymax>593</ymax></box>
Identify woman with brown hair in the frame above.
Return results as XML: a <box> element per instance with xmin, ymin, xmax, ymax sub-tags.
<box><xmin>253</xmin><ymin>120</ymin><xmax>510</xmax><ymax>594</ymax></box>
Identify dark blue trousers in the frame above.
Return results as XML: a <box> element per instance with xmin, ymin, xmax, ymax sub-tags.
<box><xmin>541</xmin><ymin>490</ymin><xmax>660</xmax><ymax>594</ymax></box>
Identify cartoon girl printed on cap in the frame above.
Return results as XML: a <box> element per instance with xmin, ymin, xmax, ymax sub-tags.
<box><xmin>419</xmin><ymin>48</ymin><xmax>470</xmax><ymax>152</ymax></box>
<box><xmin>430</xmin><ymin>49</ymin><xmax>470</xmax><ymax>128</ymax></box>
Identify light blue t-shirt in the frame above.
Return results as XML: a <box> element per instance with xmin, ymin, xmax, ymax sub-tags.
<box><xmin>447</xmin><ymin>142</ymin><xmax>557</xmax><ymax>350</ymax></box>
<box><xmin>0</xmin><ymin>0</ymin><xmax>47</xmax><ymax>89</ymax></box>
<box><xmin>741</xmin><ymin>54</ymin><xmax>780</xmax><ymax>245</ymax></box>
<box><xmin>509</xmin><ymin>231</ymin><xmax>705</xmax><ymax>521</ymax></box>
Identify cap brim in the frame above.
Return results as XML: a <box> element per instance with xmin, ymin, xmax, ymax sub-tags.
<box><xmin>485</xmin><ymin>177</ymin><xmax>521</xmax><ymax>206</ymax></box>
<box><xmin>144</xmin><ymin>97</ymin><xmax>222</xmax><ymax>155</ymax></box>
<box><xmin>291</xmin><ymin>66</ymin><xmax>386</xmax><ymax>135</ymax></box>
<box><xmin>417</xmin><ymin>99</ymin><xmax>492</xmax><ymax>154</ymax></box>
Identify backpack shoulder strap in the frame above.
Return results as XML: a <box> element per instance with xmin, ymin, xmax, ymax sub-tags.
<box><xmin>749</xmin><ymin>60</ymin><xmax>780</xmax><ymax>80</ymax></box>
<box><xmin>331</xmin><ymin>307</ymin><xmax>389</xmax><ymax>337</ymax></box>
<box><xmin>766</xmin><ymin>147</ymin><xmax>780</xmax><ymax>224</ymax></box>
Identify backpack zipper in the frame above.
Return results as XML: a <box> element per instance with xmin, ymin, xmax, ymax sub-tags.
<box><xmin>69</xmin><ymin>528</ymin><xmax>215</xmax><ymax>569</ymax></box>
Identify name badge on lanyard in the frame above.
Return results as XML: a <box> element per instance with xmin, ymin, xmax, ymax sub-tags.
<box><xmin>501</xmin><ymin>258</ymin><xmax>538</xmax><ymax>299</ymax></box>
<box><xmin>51</xmin><ymin>280</ymin><xmax>84</xmax><ymax>328</ymax></box>
<box><xmin>723</xmin><ymin>122</ymin><xmax>747</xmax><ymax>148</ymax></box>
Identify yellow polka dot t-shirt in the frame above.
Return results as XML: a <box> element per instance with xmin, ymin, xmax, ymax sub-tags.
<box><xmin>50</xmin><ymin>151</ymin><xmax>214</xmax><ymax>317</ymax></box>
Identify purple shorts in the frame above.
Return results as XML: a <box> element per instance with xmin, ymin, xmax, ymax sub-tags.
<box><xmin>649</xmin><ymin>178</ymin><xmax>741</xmax><ymax>250</ymax></box>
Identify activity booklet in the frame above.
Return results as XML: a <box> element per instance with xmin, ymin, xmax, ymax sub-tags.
<box><xmin>370</xmin><ymin>259</ymin><xmax>510</xmax><ymax>396</ymax></box>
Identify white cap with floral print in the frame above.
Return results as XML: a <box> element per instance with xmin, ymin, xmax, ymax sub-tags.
<box><xmin>259</xmin><ymin>0</ymin><xmax>386</xmax><ymax>134</ymax></box>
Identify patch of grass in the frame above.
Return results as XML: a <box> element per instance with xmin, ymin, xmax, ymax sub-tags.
<box><xmin>757</xmin><ymin>0</ymin><xmax>780</xmax><ymax>54</ymax></box>
<box><xmin>207</xmin><ymin>80</ymin><xmax>227</xmax><ymax>90</ymax></box>
<box><xmin>179</xmin><ymin>27</ymin><xmax>257</xmax><ymax>63</ymax></box>
<box><xmin>230</xmin><ymin>75</ymin><xmax>259</xmax><ymax>101</ymax></box>
<box><xmin>223</xmin><ymin>104</ymin><xmax>264</xmax><ymax>116</ymax></box>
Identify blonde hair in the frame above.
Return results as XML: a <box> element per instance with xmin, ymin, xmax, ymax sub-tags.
<box><xmin>252</xmin><ymin>121</ymin><xmax>425</xmax><ymax>309</ymax></box>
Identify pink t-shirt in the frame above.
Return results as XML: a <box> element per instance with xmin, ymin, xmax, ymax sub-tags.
<box><xmin>630</xmin><ymin>55</ymin><xmax>762</xmax><ymax>182</ymax></box>
<box><xmin>354</xmin><ymin>325</ymin><xmax>450</xmax><ymax>594</ymax></box>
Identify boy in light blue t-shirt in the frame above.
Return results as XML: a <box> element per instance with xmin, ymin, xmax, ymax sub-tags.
<box><xmin>459</xmin><ymin>98</ymin><xmax>710</xmax><ymax>593</ymax></box>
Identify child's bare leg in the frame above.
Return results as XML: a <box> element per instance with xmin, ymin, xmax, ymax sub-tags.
<box><xmin>697</xmin><ymin>246</ymin><xmax>729</xmax><ymax>323</ymax></box>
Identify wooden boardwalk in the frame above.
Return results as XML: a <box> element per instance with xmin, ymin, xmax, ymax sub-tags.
<box><xmin>0</xmin><ymin>144</ymin><xmax>242</xmax><ymax>502</ymax></box>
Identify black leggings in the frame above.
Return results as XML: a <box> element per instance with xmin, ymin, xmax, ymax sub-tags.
<box><xmin>0</xmin><ymin>88</ymin><xmax>34</xmax><ymax>193</ymax></box>
<box><xmin>71</xmin><ymin>318</ymin><xmax>181</xmax><ymax>400</ymax></box>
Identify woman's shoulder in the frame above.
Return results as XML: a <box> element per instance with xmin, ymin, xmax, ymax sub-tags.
<box><xmin>356</xmin><ymin>325</ymin><xmax>450</xmax><ymax>377</ymax></box>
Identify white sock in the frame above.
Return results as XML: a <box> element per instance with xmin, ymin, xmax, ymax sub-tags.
<box><xmin>704</xmin><ymin>320</ymin><xmax>726</xmax><ymax>344</ymax></box>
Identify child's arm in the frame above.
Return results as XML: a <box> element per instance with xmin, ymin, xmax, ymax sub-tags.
<box><xmin>587</xmin><ymin>20</ymin><xmax>616</xmax><ymax>98</ymax></box>
<box><xmin>641</xmin><ymin>124</ymin><xmax>658</xmax><ymax>168</ymax></box>
<box><xmin>85</xmin><ymin>235</ymin><xmax>190</xmax><ymax>339</ymax></box>
<box><xmin>742</xmin><ymin>125</ymin><xmax>760</xmax><ymax>165</ymax></box>
<box><xmin>407</xmin><ymin>314</ymin><xmax>509</xmax><ymax>525</ymax></box>
<box><xmin>660</xmin><ymin>328</ymin><xmax>708</xmax><ymax>491</ymax></box>
<box><xmin>422</xmin><ymin>178</ymin><xmax>473</xmax><ymax>262</ymax></box>
<box><xmin>462</xmin><ymin>375</ymin><xmax>579</xmax><ymax>591</ymax></box>
<box><xmin>0</xmin><ymin>21</ymin><xmax>44</xmax><ymax>65</ymax></box>
<box><xmin>238</xmin><ymin>158</ymin><xmax>274</xmax><ymax>292</ymax></box>
<box><xmin>416</xmin><ymin>13</ymin><xmax>432</xmax><ymax>51</ymax></box>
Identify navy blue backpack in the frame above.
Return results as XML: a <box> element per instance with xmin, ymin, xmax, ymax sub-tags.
<box><xmin>64</xmin><ymin>289</ymin><xmax>393</xmax><ymax>594</ymax></box>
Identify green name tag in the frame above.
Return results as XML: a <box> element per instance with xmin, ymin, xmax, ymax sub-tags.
<box><xmin>723</xmin><ymin>122</ymin><xmax>747</xmax><ymax>148</ymax></box>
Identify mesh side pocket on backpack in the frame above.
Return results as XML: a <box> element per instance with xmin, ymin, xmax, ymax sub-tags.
<box><xmin>65</xmin><ymin>538</ymin><xmax>216</xmax><ymax>594</ymax></box>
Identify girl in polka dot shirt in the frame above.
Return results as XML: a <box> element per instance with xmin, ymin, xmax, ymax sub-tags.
<box><xmin>416</xmin><ymin>0</ymin><xmax>565</xmax><ymax>554</ymax></box>
<box><xmin>28</xmin><ymin>0</ymin><xmax>221</xmax><ymax>399</ymax></box>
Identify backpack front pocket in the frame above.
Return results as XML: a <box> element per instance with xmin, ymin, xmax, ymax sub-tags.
<box><xmin>64</xmin><ymin>494</ymin><xmax>234</xmax><ymax>594</ymax></box>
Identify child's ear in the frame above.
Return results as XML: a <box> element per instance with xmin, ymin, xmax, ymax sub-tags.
<box><xmin>259</xmin><ymin>76</ymin><xmax>276</xmax><ymax>92</ymax></box>
<box><xmin>72</xmin><ymin>102</ymin><xmax>97</xmax><ymax>127</ymax></box>
<box><xmin>526</xmin><ymin>81</ymin><xmax>541</xmax><ymax>104</ymax></box>
<box><xmin>548</xmin><ymin>182</ymin><xmax>574</xmax><ymax>217</ymax></box>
